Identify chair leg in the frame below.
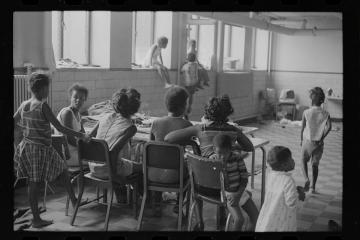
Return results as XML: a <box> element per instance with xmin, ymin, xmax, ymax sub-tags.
<box><xmin>14</xmin><ymin>178</ymin><xmax>19</xmax><ymax>188</ymax></box>
<box><xmin>185</xmin><ymin>189</ymin><xmax>190</xmax><ymax>219</ymax></box>
<box><xmin>47</xmin><ymin>183</ymin><xmax>55</xmax><ymax>194</ymax></box>
<box><xmin>70</xmin><ymin>180</ymin><xmax>85</xmax><ymax>226</ymax></box>
<box><xmin>65</xmin><ymin>194</ymin><xmax>70</xmax><ymax>216</ymax></box>
<box><xmin>136</xmin><ymin>191</ymin><xmax>147</xmax><ymax>231</ymax></box>
<box><xmin>132</xmin><ymin>183</ymin><xmax>137</xmax><ymax>218</ymax></box>
<box><xmin>103</xmin><ymin>188</ymin><xmax>107</xmax><ymax>203</ymax></box>
<box><xmin>96</xmin><ymin>186</ymin><xmax>100</xmax><ymax>203</ymax></box>
<box><xmin>225</xmin><ymin>213</ymin><xmax>232</xmax><ymax>232</ymax></box>
<box><xmin>104</xmin><ymin>188</ymin><xmax>114</xmax><ymax>231</ymax></box>
<box><xmin>251</xmin><ymin>150</ymin><xmax>255</xmax><ymax>189</ymax></box>
<box><xmin>177</xmin><ymin>191</ymin><xmax>183</xmax><ymax>231</ymax></box>
<box><xmin>187</xmin><ymin>200</ymin><xmax>196</xmax><ymax>231</ymax></box>
<box><xmin>43</xmin><ymin>181</ymin><xmax>47</xmax><ymax>210</ymax></box>
<box><xmin>126</xmin><ymin>185</ymin><xmax>131</xmax><ymax>204</ymax></box>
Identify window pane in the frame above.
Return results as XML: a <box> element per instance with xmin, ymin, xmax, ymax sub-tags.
<box><xmin>223</xmin><ymin>25</ymin><xmax>245</xmax><ymax>71</ymax></box>
<box><xmin>91</xmin><ymin>11</ymin><xmax>110</xmax><ymax>67</ymax></box>
<box><xmin>134</xmin><ymin>11</ymin><xmax>152</xmax><ymax>65</ymax></box>
<box><xmin>154</xmin><ymin>11</ymin><xmax>172</xmax><ymax>68</ymax></box>
<box><xmin>188</xmin><ymin>24</ymin><xmax>197</xmax><ymax>42</ymax></box>
<box><xmin>51</xmin><ymin>11</ymin><xmax>61</xmax><ymax>61</ymax></box>
<box><xmin>198</xmin><ymin>24</ymin><xmax>215</xmax><ymax>69</ymax></box>
<box><xmin>254</xmin><ymin>29</ymin><xmax>269</xmax><ymax>70</ymax></box>
<box><xmin>63</xmin><ymin>11</ymin><xmax>88</xmax><ymax>64</ymax></box>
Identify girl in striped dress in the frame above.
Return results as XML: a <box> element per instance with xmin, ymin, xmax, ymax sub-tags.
<box><xmin>14</xmin><ymin>72</ymin><xmax>91</xmax><ymax>228</ymax></box>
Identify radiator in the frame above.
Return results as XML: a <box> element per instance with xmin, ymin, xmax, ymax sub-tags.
<box><xmin>14</xmin><ymin>74</ymin><xmax>53</xmax><ymax>113</ymax></box>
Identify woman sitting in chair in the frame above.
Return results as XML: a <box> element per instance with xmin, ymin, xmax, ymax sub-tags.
<box><xmin>54</xmin><ymin>83</ymin><xmax>88</xmax><ymax>166</ymax></box>
<box><xmin>165</xmin><ymin>94</ymin><xmax>257</xmax><ymax>230</ymax></box>
<box><xmin>88</xmin><ymin>88</ymin><xmax>141</xmax><ymax>203</ymax></box>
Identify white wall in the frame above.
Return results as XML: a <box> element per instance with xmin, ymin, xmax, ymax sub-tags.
<box><xmin>270</xmin><ymin>28</ymin><xmax>343</xmax><ymax>119</ymax></box>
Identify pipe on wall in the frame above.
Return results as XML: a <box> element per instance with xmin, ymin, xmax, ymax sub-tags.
<box><xmin>189</xmin><ymin>12</ymin><xmax>342</xmax><ymax>36</ymax></box>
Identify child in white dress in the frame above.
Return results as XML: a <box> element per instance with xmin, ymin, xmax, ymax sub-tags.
<box><xmin>255</xmin><ymin>146</ymin><xmax>305</xmax><ymax>232</ymax></box>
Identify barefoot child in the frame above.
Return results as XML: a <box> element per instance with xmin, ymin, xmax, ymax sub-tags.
<box><xmin>255</xmin><ymin>146</ymin><xmax>305</xmax><ymax>231</ymax></box>
<box><xmin>300</xmin><ymin>87</ymin><xmax>332</xmax><ymax>193</ymax></box>
<box><xmin>211</xmin><ymin>133</ymin><xmax>259</xmax><ymax>231</ymax></box>
<box><xmin>180</xmin><ymin>52</ymin><xmax>199</xmax><ymax>119</ymax></box>
<box><xmin>14</xmin><ymin>72</ymin><xmax>91</xmax><ymax>228</ymax></box>
<box><xmin>143</xmin><ymin>36</ymin><xmax>172</xmax><ymax>88</ymax></box>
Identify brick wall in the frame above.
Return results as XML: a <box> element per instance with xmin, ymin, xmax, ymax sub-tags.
<box><xmin>51</xmin><ymin>69</ymin><xmax>266</xmax><ymax>121</ymax></box>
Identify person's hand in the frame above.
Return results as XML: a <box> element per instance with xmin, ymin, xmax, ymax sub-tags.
<box><xmin>297</xmin><ymin>186</ymin><xmax>306</xmax><ymax>201</ymax></box>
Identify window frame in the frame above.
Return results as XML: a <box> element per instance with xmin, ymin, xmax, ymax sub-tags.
<box><xmin>222</xmin><ymin>23</ymin><xmax>246</xmax><ymax>72</ymax></box>
<box><xmin>131</xmin><ymin>11</ymin><xmax>156</xmax><ymax>67</ymax></box>
<box><xmin>53</xmin><ymin>11</ymin><xmax>95</xmax><ymax>67</ymax></box>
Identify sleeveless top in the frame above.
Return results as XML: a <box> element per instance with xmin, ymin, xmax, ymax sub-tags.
<box><xmin>143</xmin><ymin>44</ymin><xmax>162</xmax><ymax>67</ymax></box>
<box><xmin>55</xmin><ymin>106</ymin><xmax>82</xmax><ymax>134</ymax></box>
<box><xmin>18</xmin><ymin>101</ymin><xmax>52</xmax><ymax>146</ymax></box>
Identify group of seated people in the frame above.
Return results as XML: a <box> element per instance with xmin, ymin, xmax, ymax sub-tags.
<box><xmin>14</xmin><ymin>72</ymin><xmax>314</xmax><ymax>231</ymax></box>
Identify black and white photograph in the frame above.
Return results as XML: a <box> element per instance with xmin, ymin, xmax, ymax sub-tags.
<box><xmin>13</xmin><ymin>11</ymin><xmax>343</xmax><ymax>232</ymax></box>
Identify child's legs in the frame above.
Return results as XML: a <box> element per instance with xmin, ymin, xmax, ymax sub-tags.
<box><xmin>187</xmin><ymin>93</ymin><xmax>194</xmax><ymax>115</ymax></box>
<box><xmin>310</xmin><ymin>144</ymin><xmax>324</xmax><ymax>190</ymax></box>
<box><xmin>155</xmin><ymin>64</ymin><xmax>171</xmax><ymax>85</ymax></box>
<box><xmin>241</xmin><ymin>198</ymin><xmax>259</xmax><ymax>230</ymax></box>
<box><xmin>28</xmin><ymin>181</ymin><xmax>41</xmax><ymax>220</ymax></box>
<box><xmin>301</xmin><ymin>141</ymin><xmax>311</xmax><ymax>183</ymax></box>
<box><xmin>225</xmin><ymin>191</ymin><xmax>244</xmax><ymax>231</ymax></box>
<box><xmin>194</xmin><ymin>198</ymin><xmax>204</xmax><ymax>226</ymax></box>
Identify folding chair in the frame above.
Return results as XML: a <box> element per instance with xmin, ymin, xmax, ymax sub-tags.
<box><xmin>137</xmin><ymin>141</ymin><xmax>191</xmax><ymax>231</ymax></box>
<box><xmin>186</xmin><ymin>153</ymin><xmax>232</xmax><ymax>231</ymax></box>
<box><xmin>70</xmin><ymin>138</ymin><xmax>140</xmax><ymax>231</ymax></box>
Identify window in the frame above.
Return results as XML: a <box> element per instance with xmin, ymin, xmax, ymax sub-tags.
<box><xmin>132</xmin><ymin>11</ymin><xmax>172</xmax><ymax>68</ymax></box>
<box><xmin>254</xmin><ymin>29</ymin><xmax>269</xmax><ymax>70</ymax></box>
<box><xmin>223</xmin><ymin>24</ymin><xmax>245</xmax><ymax>71</ymax></box>
<box><xmin>51</xmin><ymin>11</ymin><xmax>110</xmax><ymax>67</ymax></box>
<box><xmin>186</xmin><ymin>15</ymin><xmax>216</xmax><ymax>70</ymax></box>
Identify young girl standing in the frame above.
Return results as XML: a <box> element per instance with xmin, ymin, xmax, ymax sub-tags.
<box><xmin>14</xmin><ymin>72</ymin><xmax>91</xmax><ymax>228</ymax></box>
<box><xmin>255</xmin><ymin>146</ymin><xmax>305</xmax><ymax>231</ymax></box>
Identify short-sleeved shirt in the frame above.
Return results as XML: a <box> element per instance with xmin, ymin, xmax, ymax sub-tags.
<box><xmin>150</xmin><ymin>116</ymin><xmax>192</xmax><ymax>141</ymax></box>
<box><xmin>303</xmin><ymin>106</ymin><xmax>330</xmax><ymax>141</ymax></box>
<box><xmin>210</xmin><ymin>151</ymin><xmax>248</xmax><ymax>192</ymax></box>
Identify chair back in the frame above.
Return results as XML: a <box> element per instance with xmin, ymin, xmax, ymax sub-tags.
<box><xmin>78</xmin><ymin>139</ymin><xmax>113</xmax><ymax>181</ymax></box>
<box><xmin>143</xmin><ymin>141</ymin><xmax>185</xmax><ymax>189</ymax></box>
<box><xmin>186</xmin><ymin>153</ymin><xmax>223</xmax><ymax>190</ymax></box>
<box><xmin>51</xmin><ymin>135</ymin><xmax>70</xmax><ymax>160</ymax></box>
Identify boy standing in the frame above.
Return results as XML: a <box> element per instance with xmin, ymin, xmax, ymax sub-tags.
<box><xmin>300</xmin><ymin>87</ymin><xmax>332</xmax><ymax>193</ymax></box>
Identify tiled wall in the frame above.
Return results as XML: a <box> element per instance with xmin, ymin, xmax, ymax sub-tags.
<box><xmin>51</xmin><ymin>69</ymin><xmax>267</xmax><ymax>121</ymax></box>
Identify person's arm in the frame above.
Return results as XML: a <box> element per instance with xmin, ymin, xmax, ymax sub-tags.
<box><xmin>42</xmin><ymin>102</ymin><xmax>86</xmax><ymax>140</ymax></box>
<box><xmin>300</xmin><ymin>112</ymin><xmax>306</xmax><ymax>146</ymax></box>
<box><xmin>59</xmin><ymin>109</ymin><xmax>79</xmax><ymax>147</ymax></box>
<box><xmin>159</xmin><ymin>50</ymin><xmax>164</xmax><ymax>65</ymax></box>
<box><xmin>235</xmin><ymin>128</ymin><xmax>254</xmax><ymax>152</ymax></box>
<box><xmin>319</xmin><ymin>115</ymin><xmax>332</xmax><ymax>143</ymax></box>
<box><xmin>284</xmin><ymin>177</ymin><xmax>298</xmax><ymax>208</ymax></box>
<box><xmin>164</xmin><ymin>125</ymin><xmax>200</xmax><ymax>144</ymax></box>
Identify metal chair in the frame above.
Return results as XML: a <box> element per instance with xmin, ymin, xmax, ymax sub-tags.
<box><xmin>70</xmin><ymin>138</ymin><xmax>140</xmax><ymax>231</ymax></box>
<box><xmin>137</xmin><ymin>141</ymin><xmax>191</xmax><ymax>231</ymax></box>
<box><xmin>186</xmin><ymin>153</ymin><xmax>232</xmax><ymax>231</ymax></box>
<box><xmin>275</xmin><ymin>89</ymin><xmax>297</xmax><ymax>121</ymax></box>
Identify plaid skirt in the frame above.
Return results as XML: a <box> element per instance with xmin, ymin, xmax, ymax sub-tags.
<box><xmin>14</xmin><ymin>140</ymin><xmax>67</xmax><ymax>183</ymax></box>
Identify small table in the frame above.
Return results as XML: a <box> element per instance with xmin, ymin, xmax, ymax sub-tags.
<box><xmin>249</xmin><ymin>137</ymin><xmax>270</xmax><ymax>207</ymax></box>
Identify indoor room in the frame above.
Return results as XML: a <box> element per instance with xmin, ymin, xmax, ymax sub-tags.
<box><xmin>13</xmin><ymin>11</ymin><xmax>342</xmax><ymax>232</ymax></box>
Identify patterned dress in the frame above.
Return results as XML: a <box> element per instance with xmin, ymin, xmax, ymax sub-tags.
<box><xmin>255</xmin><ymin>170</ymin><xmax>298</xmax><ymax>231</ymax></box>
<box><xmin>14</xmin><ymin>101</ymin><xmax>66</xmax><ymax>183</ymax></box>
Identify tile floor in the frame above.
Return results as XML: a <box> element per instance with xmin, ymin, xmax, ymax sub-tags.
<box><xmin>14</xmin><ymin>120</ymin><xmax>342</xmax><ymax>232</ymax></box>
